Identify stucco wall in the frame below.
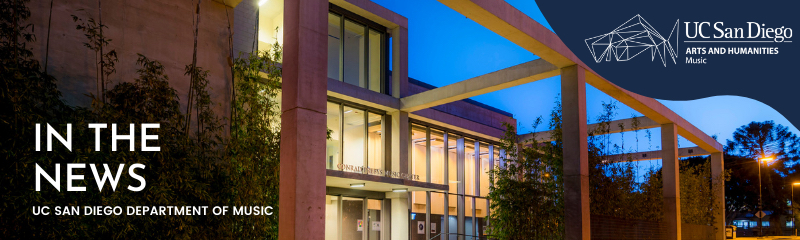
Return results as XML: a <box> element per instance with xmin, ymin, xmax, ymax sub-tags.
<box><xmin>28</xmin><ymin>0</ymin><xmax>234</xmax><ymax>121</ymax></box>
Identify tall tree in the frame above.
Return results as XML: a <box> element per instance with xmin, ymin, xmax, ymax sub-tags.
<box><xmin>725</xmin><ymin>121</ymin><xmax>800</xmax><ymax>234</ymax></box>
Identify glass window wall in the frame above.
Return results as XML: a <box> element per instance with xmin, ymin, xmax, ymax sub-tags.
<box><xmin>326</xmin><ymin>195</ymin><xmax>384</xmax><ymax>240</ymax></box>
<box><xmin>368</xmin><ymin>29</ymin><xmax>382</xmax><ymax>93</ymax></box>
<box><xmin>326</xmin><ymin>102</ymin><xmax>342</xmax><ymax>170</ymax></box>
<box><xmin>257</xmin><ymin>0</ymin><xmax>284</xmax><ymax>51</ymax></box>
<box><xmin>367</xmin><ymin>199</ymin><xmax>382</xmax><ymax>240</ymax></box>
<box><xmin>326</xmin><ymin>101</ymin><xmax>384</xmax><ymax>171</ymax></box>
<box><xmin>431</xmin><ymin>192</ymin><xmax>445</xmax><ymax>240</ymax></box>
<box><xmin>343</xmin><ymin>19</ymin><xmax>365</xmax><ymax>88</ymax></box>
<box><xmin>479</xmin><ymin>143</ymin><xmax>491</xmax><ymax>197</ymax></box>
<box><xmin>343</xmin><ymin>106</ymin><xmax>365</xmax><ymax>167</ymax></box>
<box><xmin>341</xmin><ymin>197</ymin><xmax>363</xmax><ymax>240</ymax></box>
<box><xmin>411</xmin><ymin>124</ymin><xmax>428</xmax><ymax>206</ymax></box>
<box><xmin>464</xmin><ymin>138</ymin><xmax>476</xmax><ymax>196</ymax></box>
<box><xmin>431</xmin><ymin>130</ymin><xmax>445</xmax><ymax>185</ymax></box>
<box><xmin>411</xmin><ymin>124</ymin><xmax>428</xmax><ymax>182</ymax></box>
<box><xmin>328</xmin><ymin>5</ymin><xmax>388</xmax><ymax>94</ymax></box>
<box><xmin>447</xmin><ymin>134</ymin><xmax>459</xmax><ymax>194</ymax></box>
<box><xmin>475</xmin><ymin>198</ymin><xmax>488</xmax><ymax>237</ymax></box>
<box><xmin>328</xmin><ymin>13</ymin><xmax>343</xmax><ymax>80</ymax></box>
<box><xmin>325</xmin><ymin>195</ymin><xmax>341</xmax><ymax>240</ymax></box>
<box><xmin>367</xmin><ymin>112</ymin><xmax>383</xmax><ymax>170</ymax></box>
<box><xmin>407</xmin><ymin>122</ymin><xmax>498</xmax><ymax>240</ymax></box>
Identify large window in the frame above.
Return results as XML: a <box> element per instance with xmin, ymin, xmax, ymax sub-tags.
<box><xmin>257</xmin><ymin>0</ymin><xmax>284</xmax><ymax>51</ymax></box>
<box><xmin>326</xmin><ymin>102</ymin><xmax>342</xmax><ymax>169</ymax></box>
<box><xmin>411</xmin><ymin>124</ymin><xmax>428</xmax><ymax>182</ymax></box>
<box><xmin>326</xmin><ymin>101</ymin><xmax>384</xmax><ymax>171</ymax></box>
<box><xmin>328</xmin><ymin>4</ymin><xmax>388</xmax><ymax>94</ymax></box>
<box><xmin>479</xmin><ymin>143</ymin><xmax>491</xmax><ymax>197</ymax></box>
<box><xmin>325</xmin><ymin>195</ymin><xmax>384</xmax><ymax>240</ymax></box>
<box><xmin>409</xmin><ymin>122</ymin><xmax>499</xmax><ymax>240</ymax></box>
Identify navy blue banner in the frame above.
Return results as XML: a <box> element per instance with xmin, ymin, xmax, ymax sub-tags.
<box><xmin>536</xmin><ymin>0</ymin><xmax>799</xmax><ymax>126</ymax></box>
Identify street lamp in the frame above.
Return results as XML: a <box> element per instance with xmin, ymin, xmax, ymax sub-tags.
<box><xmin>758</xmin><ymin>156</ymin><xmax>774</xmax><ymax>237</ymax></box>
<box><xmin>791</xmin><ymin>182</ymin><xmax>800</xmax><ymax>236</ymax></box>
<box><xmin>792</xmin><ymin>182</ymin><xmax>800</xmax><ymax>236</ymax></box>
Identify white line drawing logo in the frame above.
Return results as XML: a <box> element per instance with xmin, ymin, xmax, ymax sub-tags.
<box><xmin>585</xmin><ymin>14</ymin><xmax>679</xmax><ymax>67</ymax></box>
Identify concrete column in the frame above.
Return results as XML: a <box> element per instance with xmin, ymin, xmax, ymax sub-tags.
<box><xmin>711</xmin><ymin>152</ymin><xmax>725</xmax><ymax>239</ymax></box>
<box><xmin>662</xmin><ymin>123</ymin><xmax>681</xmax><ymax>240</ymax></box>
<box><xmin>561</xmin><ymin>65</ymin><xmax>590</xmax><ymax>240</ymax></box>
<box><xmin>391</xmin><ymin>26</ymin><xmax>408</xmax><ymax>98</ymax></box>
<box><xmin>426</xmin><ymin>191</ymin><xmax>431</xmax><ymax>240</ymax></box>
<box><xmin>389</xmin><ymin>111</ymin><xmax>409</xmax><ymax>174</ymax></box>
<box><xmin>382</xmin><ymin>198</ymin><xmax>392</xmax><ymax>240</ymax></box>
<box><xmin>387</xmin><ymin>192</ymin><xmax>409</xmax><ymax>240</ymax></box>
<box><xmin>279</xmin><ymin>0</ymin><xmax>328</xmax><ymax>239</ymax></box>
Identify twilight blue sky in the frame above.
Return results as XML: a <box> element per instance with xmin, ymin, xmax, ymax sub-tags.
<box><xmin>371</xmin><ymin>0</ymin><xmax>799</xmax><ymax>154</ymax></box>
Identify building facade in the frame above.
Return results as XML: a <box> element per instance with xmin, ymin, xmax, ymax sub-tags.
<box><xmin>247</xmin><ymin>1</ymin><xmax>520</xmax><ymax>239</ymax></box>
<box><xmin>29</xmin><ymin>0</ymin><xmax>727</xmax><ymax>239</ymax></box>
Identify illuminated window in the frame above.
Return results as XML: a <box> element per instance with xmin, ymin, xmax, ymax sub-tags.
<box><xmin>328</xmin><ymin>5</ymin><xmax>388</xmax><ymax>94</ymax></box>
<box><xmin>448</xmin><ymin>134</ymin><xmax>460</xmax><ymax>194</ymax></box>
<box><xmin>411</xmin><ymin>124</ymin><xmax>428</xmax><ymax>206</ymax></box>
<box><xmin>328</xmin><ymin>13</ymin><xmax>342</xmax><ymax>80</ymax></box>
<box><xmin>257</xmin><ymin>0</ymin><xmax>284</xmax><ymax>50</ymax></box>
<box><xmin>479</xmin><ymin>142</ymin><xmax>491</xmax><ymax>197</ymax></box>
<box><xmin>343</xmin><ymin>106</ymin><xmax>365</xmax><ymax>167</ymax></box>
<box><xmin>431</xmin><ymin>130</ymin><xmax>445</xmax><ymax>185</ymax></box>
<box><xmin>326</xmin><ymin>102</ymin><xmax>341</xmax><ymax>170</ymax></box>
<box><xmin>405</xmin><ymin>122</ymin><xmax>500</xmax><ymax>240</ymax></box>
<box><xmin>367</xmin><ymin>112</ymin><xmax>383</xmax><ymax>170</ymax></box>
<box><xmin>412</xmin><ymin>124</ymin><xmax>428</xmax><ymax>182</ymax></box>
<box><xmin>324</xmin><ymin>195</ymin><xmax>340</xmax><ymax>240</ymax></box>
<box><xmin>326</xmin><ymin>101</ymin><xmax>384</xmax><ymax>170</ymax></box>
<box><xmin>465</xmin><ymin>138</ymin><xmax>476</xmax><ymax>196</ymax></box>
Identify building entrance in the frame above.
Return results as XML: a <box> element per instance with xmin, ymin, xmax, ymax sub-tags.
<box><xmin>325</xmin><ymin>194</ymin><xmax>384</xmax><ymax>240</ymax></box>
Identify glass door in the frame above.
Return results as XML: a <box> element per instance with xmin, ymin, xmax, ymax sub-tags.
<box><xmin>366</xmin><ymin>199</ymin><xmax>382</xmax><ymax>240</ymax></box>
<box><xmin>326</xmin><ymin>195</ymin><xmax>384</xmax><ymax>240</ymax></box>
<box><xmin>341</xmin><ymin>197</ymin><xmax>364</xmax><ymax>240</ymax></box>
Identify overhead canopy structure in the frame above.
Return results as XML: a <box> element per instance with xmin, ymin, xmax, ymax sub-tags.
<box><xmin>398</xmin><ymin>0</ymin><xmax>726</xmax><ymax>239</ymax></box>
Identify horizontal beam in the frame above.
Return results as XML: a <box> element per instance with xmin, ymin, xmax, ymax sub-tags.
<box><xmin>518</xmin><ymin>116</ymin><xmax>659</xmax><ymax>143</ymax></box>
<box><xmin>435</xmin><ymin>0</ymin><xmax>579</xmax><ymax>68</ymax></box>
<box><xmin>584</xmin><ymin>72</ymin><xmax>723</xmax><ymax>153</ymax></box>
<box><xmin>436</xmin><ymin>0</ymin><xmax>723</xmax><ymax>154</ymax></box>
<box><xmin>605</xmin><ymin>147</ymin><xmax>709</xmax><ymax>162</ymax></box>
<box><xmin>400</xmin><ymin>59</ymin><xmax>558</xmax><ymax>112</ymax></box>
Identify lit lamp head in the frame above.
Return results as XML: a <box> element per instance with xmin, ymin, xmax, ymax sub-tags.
<box><xmin>760</xmin><ymin>156</ymin><xmax>775</xmax><ymax>163</ymax></box>
<box><xmin>794</xmin><ymin>182</ymin><xmax>800</xmax><ymax>186</ymax></box>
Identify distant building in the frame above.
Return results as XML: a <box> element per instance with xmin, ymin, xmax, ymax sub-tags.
<box><xmin>731</xmin><ymin>210</ymin><xmax>797</xmax><ymax>237</ymax></box>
